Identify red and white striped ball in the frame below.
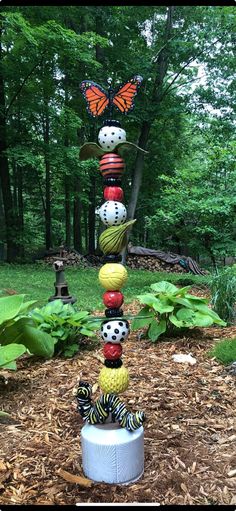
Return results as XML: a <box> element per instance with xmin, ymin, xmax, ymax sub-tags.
<box><xmin>99</xmin><ymin>153</ymin><xmax>125</xmax><ymax>179</ymax></box>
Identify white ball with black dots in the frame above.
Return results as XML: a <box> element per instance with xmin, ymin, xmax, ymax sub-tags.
<box><xmin>98</xmin><ymin>126</ymin><xmax>126</xmax><ymax>151</ymax></box>
<box><xmin>99</xmin><ymin>201</ymin><xmax>127</xmax><ymax>226</ymax></box>
<box><xmin>100</xmin><ymin>319</ymin><xmax>130</xmax><ymax>344</ymax></box>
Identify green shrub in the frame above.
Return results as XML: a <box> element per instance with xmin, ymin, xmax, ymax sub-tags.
<box><xmin>131</xmin><ymin>280</ymin><xmax>226</xmax><ymax>342</ymax></box>
<box><xmin>210</xmin><ymin>265</ymin><xmax>236</xmax><ymax>325</ymax></box>
<box><xmin>29</xmin><ymin>300</ymin><xmax>101</xmax><ymax>357</ymax></box>
<box><xmin>209</xmin><ymin>338</ymin><xmax>236</xmax><ymax>365</ymax></box>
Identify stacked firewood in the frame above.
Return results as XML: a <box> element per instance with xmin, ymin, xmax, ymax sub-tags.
<box><xmin>126</xmin><ymin>255</ymin><xmax>186</xmax><ymax>273</ymax></box>
<box><xmin>40</xmin><ymin>249</ymin><xmax>186</xmax><ymax>273</ymax></box>
<box><xmin>41</xmin><ymin>250</ymin><xmax>92</xmax><ymax>268</ymax></box>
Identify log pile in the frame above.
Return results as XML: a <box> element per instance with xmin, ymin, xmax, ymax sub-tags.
<box><xmin>39</xmin><ymin>249</ymin><xmax>92</xmax><ymax>268</ymax></box>
<box><xmin>39</xmin><ymin>249</ymin><xmax>186</xmax><ymax>273</ymax></box>
<box><xmin>126</xmin><ymin>254</ymin><xmax>186</xmax><ymax>273</ymax></box>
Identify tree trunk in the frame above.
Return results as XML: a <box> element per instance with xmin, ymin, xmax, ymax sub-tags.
<box><xmin>127</xmin><ymin>121</ymin><xmax>151</xmax><ymax>222</ymax></box>
<box><xmin>17</xmin><ymin>164</ymin><xmax>24</xmax><ymax>259</ymax></box>
<box><xmin>64</xmin><ymin>74</ymin><xmax>71</xmax><ymax>248</ymax></box>
<box><xmin>0</xmin><ymin>24</ymin><xmax>18</xmax><ymax>262</ymax></box>
<box><xmin>73</xmin><ymin>177</ymin><xmax>82</xmax><ymax>252</ymax></box>
<box><xmin>83</xmin><ymin>206</ymin><xmax>88</xmax><ymax>253</ymax></box>
<box><xmin>43</xmin><ymin>99</ymin><xmax>52</xmax><ymax>250</ymax></box>
<box><xmin>122</xmin><ymin>6</ymin><xmax>175</xmax><ymax>263</ymax></box>
<box><xmin>65</xmin><ymin>176</ymin><xmax>71</xmax><ymax>248</ymax></box>
<box><xmin>88</xmin><ymin>175</ymin><xmax>96</xmax><ymax>254</ymax></box>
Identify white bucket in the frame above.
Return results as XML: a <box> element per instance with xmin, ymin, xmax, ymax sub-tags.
<box><xmin>81</xmin><ymin>422</ymin><xmax>144</xmax><ymax>484</ymax></box>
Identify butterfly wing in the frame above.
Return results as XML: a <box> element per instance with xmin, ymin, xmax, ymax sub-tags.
<box><xmin>80</xmin><ymin>80</ymin><xmax>109</xmax><ymax>117</ymax></box>
<box><xmin>112</xmin><ymin>75</ymin><xmax>143</xmax><ymax>114</ymax></box>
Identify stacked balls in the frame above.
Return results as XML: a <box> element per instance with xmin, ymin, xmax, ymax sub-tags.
<box><xmin>99</xmin><ymin>319</ymin><xmax>130</xmax><ymax>393</ymax></box>
<box><xmin>97</xmin><ymin>121</ymin><xmax>130</xmax><ymax>395</ymax></box>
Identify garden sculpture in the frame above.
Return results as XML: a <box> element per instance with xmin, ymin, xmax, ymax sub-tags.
<box><xmin>76</xmin><ymin>75</ymin><xmax>147</xmax><ymax>484</ymax></box>
<box><xmin>49</xmin><ymin>257</ymin><xmax>76</xmax><ymax>304</ymax></box>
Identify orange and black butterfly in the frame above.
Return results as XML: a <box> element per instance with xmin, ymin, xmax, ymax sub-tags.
<box><xmin>80</xmin><ymin>75</ymin><xmax>143</xmax><ymax>118</ymax></box>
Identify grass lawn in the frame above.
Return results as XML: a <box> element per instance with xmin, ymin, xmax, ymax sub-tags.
<box><xmin>0</xmin><ymin>263</ymin><xmax>210</xmax><ymax>311</ymax></box>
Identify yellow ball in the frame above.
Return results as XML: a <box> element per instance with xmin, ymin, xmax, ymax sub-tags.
<box><xmin>98</xmin><ymin>366</ymin><xmax>129</xmax><ymax>394</ymax></box>
<box><xmin>98</xmin><ymin>263</ymin><xmax>128</xmax><ymax>291</ymax></box>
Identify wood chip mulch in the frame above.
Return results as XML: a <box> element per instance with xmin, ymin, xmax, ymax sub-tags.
<box><xmin>0</xmin><ymin>302</ymin><xmax>236</xmax><ymax>505</ymax></box>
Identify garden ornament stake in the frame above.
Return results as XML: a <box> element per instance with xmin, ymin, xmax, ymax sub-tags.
<box><xmin>76</xmin><ymin>75</ymin><xmax>147</xmax><ymax>484</ymax></box>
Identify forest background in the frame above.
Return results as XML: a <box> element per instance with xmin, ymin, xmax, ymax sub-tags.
<box><xmin>0</xmin><ymin>5</ymin><xmax>235</xmax><ymax>269</ymax></box>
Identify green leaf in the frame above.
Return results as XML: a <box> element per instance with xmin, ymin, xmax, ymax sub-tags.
<box><xmin>63</xmin><ymin>344</ymin><xmax>79</xmax><ymax>357</ymax></box>
<box><xmin>192</xmin><ymin>312</ymin><xmax>214</xmax><ymax>327</ymax></box>
<box><xmin>0</xmin><ymin>317</ymin><xmax>32</xmax><ymax>346</ymax></box>
<box><xmin>84</xmin><ymin>320</ymin><xmax>101</xmax><ymax>329</ymax></box>
<box><xmin>43</xmin><ymin>300</ymin><xmax>64</xmax><ymax>314</ymax></box>
<box><xmin>21</xmin><ymin>325</ymin><xmax>55</xmax><ymax>358</ymax></box>
<box><xmin>0</xmin><ymin>295</ymin><xmax>25</xmax><ymax>324</ymax></box>
<box><xmin>174</xmin><ymin>286</ymin><xmax>192</xmax><ymax>295</ymax></box>
<box><xmin>150</xmin><ymin>281</ymin><xmax>178</xmax><ymax>294</ymax></box>
<box><xmin>170</xmin><ymin>297</ymin><xmax>195</xmax><ymax>308</ymax></box>
<box><xmin>148</xmin><ymin>319</ymin><xmax>166</xmax><ymax>342</ymax></box>
<box><xmin>0</xmin><ymin>344</ymin><xmax>26</xmax><ymax>368</ymax></box>
<box><xmin>185</xmin><ymin>294</ymin><xmax>209</xmax><ymax>303</ymax></box>
<box><xmin>131</xmin><ymin>306</ymin><xmax>155</xmax><ymax>330</ymax></box>
<box><xmin>2</xmin><ymin>361</ymin><xmax>17</xmax><ymax>370</ymax></box>
<box><xmin>19</xmin><ymin>299</ymin><xmax>38</xmax><ymax>314</ymax></box>
<box><xmin>192</xmin><ymin>304</ymin><xmax>226</xmax><ymax>325</ymax></box>
<box><xmin>72</xmin><ymin>311</ymin><xmax>90</xmax><ymax>321</ymax></box>
<box><xmin>80</xmin><ymin>327</ymin><xmax>96</xmax><ymax>337</ymax></box>
<box><xmin>169</xmin><ymin>314</ymin><xmax>186</xmax><ymax>328</ymax></box>
<box><xmin>176</xmin><ymin>308</ymin><xmax>197</xmax><ymax>325</ymax></box>
<box><xmin>51</xmin><ymin>330</ymin><xmax>65</xmax><ymax>338</ymax></box>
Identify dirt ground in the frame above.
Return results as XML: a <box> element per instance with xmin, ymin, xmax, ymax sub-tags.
<box><xmin>0</xmin><ymin>302</ymin><xmax>236</xmax><ymax>505</ymax></box>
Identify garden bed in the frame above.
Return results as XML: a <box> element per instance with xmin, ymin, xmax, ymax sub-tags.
<box><xmin>0</xmin><ymin>302</ymin><xmax>236</xmax><ymax>505</ymax></box>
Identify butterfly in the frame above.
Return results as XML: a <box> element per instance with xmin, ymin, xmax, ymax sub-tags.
<box><xmin>80</xmin><ymin>75</ymin><xmax>143</xmax><ymax>118</ymax></box>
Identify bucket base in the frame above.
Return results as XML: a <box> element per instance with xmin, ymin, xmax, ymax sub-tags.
<box><xmin>81</xmin><ymin>422</ymin><xmax>144</xmax><ymax>484</ymax></box>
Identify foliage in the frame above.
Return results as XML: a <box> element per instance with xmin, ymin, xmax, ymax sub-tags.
<box><xmin>0</xmin><ymin>344</ymin><xmax>27</xmax><ymax>370</ymax></box>
<box><xmin>209</xmin><ymin>338</ymin><xmax>236</xmax><ymax>366</ymax></box>
<box><xmin>29</xmin><ymin>299</ymin><xmax>100</xmax><ymax>357</ymax></box>
<box><xmin>131</xmin><ymin>280</ymin><xmax>226</xmax><ymax>342</ymax></box>
<box><xmin>0</xmin><ymin>294</ymin><xmax>37</xmax><ymax>369</ymax></box>
<box><xmin>0</xmin><ymin>6</ymin><xmax>235</xmax><ymax>263</ymax></box>
<box><xmin>210</xmin><ymin>265</ymin><xmax>236</xmax><ymax>325</ymax></box>
<box><xmin>0</xmin><ymin>293</ymin><xmax>56</xmax><ymax>361</ymax></box>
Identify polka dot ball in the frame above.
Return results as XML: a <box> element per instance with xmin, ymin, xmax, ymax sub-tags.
<box><xmin>99</xmin><ymin>201</ymin><xmax>127</xmax><ymax>226</ymax></box>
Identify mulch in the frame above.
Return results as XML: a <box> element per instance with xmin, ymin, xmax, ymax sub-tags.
<box><xmin>0</xmin><ymin>301</ymin><xmax>236</xmax><ymax>505</ymax></box>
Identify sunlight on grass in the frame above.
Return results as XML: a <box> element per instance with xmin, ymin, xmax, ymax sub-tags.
<box><xmin>0</xmin><ymin>263</ymin><xmax>210</xmax><ymax>311</ymax></box>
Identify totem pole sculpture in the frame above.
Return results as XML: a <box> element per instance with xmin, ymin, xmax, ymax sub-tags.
<box><xmin>76</xmin><ymin>76</ymin><xmax>147</xmax><ymax>484</ymax></box>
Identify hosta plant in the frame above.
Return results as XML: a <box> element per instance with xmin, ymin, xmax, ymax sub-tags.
<box><xmin>29</xmin><ymin>299</ymin><xmax>101</xmax><ymax>357</ymax></box>
<box><xmin>131</xmin><ymin>281</ymin><xmax>226</xmax><ymax>342</ymax></box>
<box><xmin>0</xmin><ymin>294</ymin><xmax>54</xmax><ymax>362</ymax></box>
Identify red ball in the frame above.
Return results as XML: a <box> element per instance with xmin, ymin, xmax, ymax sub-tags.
<box><xmin>103</xmin><ymin>291</ymin><xmax>124</xmax><ymax>308</ymax></box>
<box><xmin>104</xmin><ymin>186</ymin><xmax>124</xmax><ymax>202</ymax></box>
<box><xmin>103</xmin><ymin>342</ymin><xmax>122</xmax><ymax>360</ymax></box>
